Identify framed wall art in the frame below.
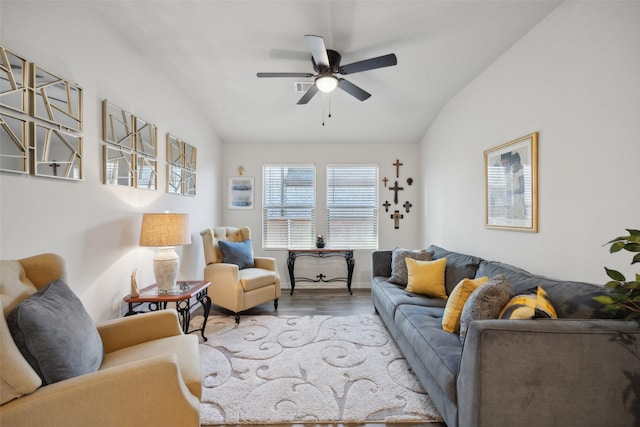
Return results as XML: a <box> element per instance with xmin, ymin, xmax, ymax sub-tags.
<box><xmin>228</xmin><ymin>176</ymin><xmax>254</xmax><ymax>209</ymax></box>
<box><xmin>484</xmin><ymin>132</ymin><xmax>538</xmax><ymax>232</ymax></box>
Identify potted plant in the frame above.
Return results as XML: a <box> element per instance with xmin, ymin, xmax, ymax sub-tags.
<box><xmin>594</xmin><ymin>229</ymin><xmax>640</xmax><ymax>325</ymax></box>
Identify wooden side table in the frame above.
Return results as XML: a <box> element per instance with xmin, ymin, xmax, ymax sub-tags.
<box><xmin>123</xmin><ymin>280</ymin><xmax>212</xmax><ymax>341</ymax></box>
<box><xmin>287</xmin><ymin>248</ymin><xmax>355</xmax><ymax>295</ymax></box>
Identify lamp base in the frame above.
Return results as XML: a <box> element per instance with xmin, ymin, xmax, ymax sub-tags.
<box><xmin>153</xmin><ymin>247</ymin><xmax>180</xmax><ymax>294</ymax></box>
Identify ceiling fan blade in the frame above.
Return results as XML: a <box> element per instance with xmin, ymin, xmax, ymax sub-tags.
<box><xmin>257</xmin><ymin>72</ymin><xmax>314</xmax><ymax>78</ymax></box>
<box><xmin>297</xmin><ymin>84</ymin><xmax>319</xmax><ymax>105</ymax></box>
<box><xmin>338</xmin><ymin>53</ymin><xmax>397</xmax><ymax>75</ymax></box>
<box><xmin>337</xmin><ymin>78</ymin><xmax>371</xmax><ymax>101</ymax></box>
<box><xmin>304</xmin><ymin>35</ymin><xmax>330</xmax><ymax>69</ymax></box>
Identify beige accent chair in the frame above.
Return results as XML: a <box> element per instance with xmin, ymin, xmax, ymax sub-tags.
<box><xmin>200</xmin><ymin>226</ymin><xmax>281</xmax><ymax>323</ymax></box>
<box><xmin>0</xmin><ymin>253</ymin><xmax>201</xmax><ymax>427</ymax></box>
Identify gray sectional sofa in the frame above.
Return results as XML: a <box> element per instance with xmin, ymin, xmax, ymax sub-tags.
<box><xmin>371</xmin><ymin>245</ymin><xmax>640</xmax><ymax>427</ymax></box>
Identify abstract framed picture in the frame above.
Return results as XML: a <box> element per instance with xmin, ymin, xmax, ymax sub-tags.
<box><xmin>484</xmin><ymin>132</ymin><xmax>538</xmax><ymax>232</ymax></box>
<box><xmin>228</xmin><ymin>176</ymin><xmax>254</xmax><ymax>209</ymax></box>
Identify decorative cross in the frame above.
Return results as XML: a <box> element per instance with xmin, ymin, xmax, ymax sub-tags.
<box><xmin>382</xmin><ymin>177</ymin><xmax>388</xmax><ymax>187</ymax></box>
<box><xmin>382</xmin><ymin>200</ymin><xmax>391</xmax><ymax>212</ymax></box>
<box><xmin>391</xmin><ymin>210</ymin><xmax>404</xmax><ymax>229</ymax></box>
<box><xmin>49</xmin><ymin>161</ymin><xmax>61</xmax><ymax>176</ymax></box>
<box><xmin>403</xmin><ymin>201</ymin><xmax>412</xmax><ymax>213</ymax></box>
<box><xmin>393</xmin><ymin>159</ymin><xmax>403</xmax><ymax>178</ymax></box>
<box><xmin>389</xmin><ymin>180</ymin><xmax>404</xmax><ymax>204</ymax></box>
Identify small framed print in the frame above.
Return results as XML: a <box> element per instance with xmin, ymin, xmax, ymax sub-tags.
<box><xmin>228</xmin><ymin>176</ymin><xmax>254</xmax><ymax>209</ymax></box>
<box><xmin>484</xmin><ymin>132</ymin><xmax>538</xmax><ymax>232</ymax></box>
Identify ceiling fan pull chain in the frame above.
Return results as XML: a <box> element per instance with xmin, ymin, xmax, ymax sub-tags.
<box><xmin>328</xmin><ymin>97</ymin><xmax>332</xmax><ymax>118</ymax></box>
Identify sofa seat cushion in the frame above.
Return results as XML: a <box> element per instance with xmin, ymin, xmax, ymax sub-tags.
<box><xmin>7</xmin><ymin>279</ymin><xmax>104</xmax><ymax>386</ymax></box>
<box><xmin>476</xmin><ymin>261</ymin><xmax>609</xmax><ymax>319</ymax></box>
<box><xmin>394</xmin><ymin>304</ymin><xmax>462</xmax><ymax>403</ymax></box>
<box><xmin>100</xmin><ymin>333</ymin><xmax>201</xmax><ymax>399</ymax></box>
<box><xmin>239</xmin><ymin>268</ymin><xmax>277</xmax><ymax>291</ymax></box>
<box><xmin>372</xmin><ymin>277</ymin><xmax>447</xmax><ymax>318</ymax></box>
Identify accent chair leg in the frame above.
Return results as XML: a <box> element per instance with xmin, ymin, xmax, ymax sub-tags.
<box><xmin>274</xmin><ymin>298</ymin><xmax>279</xmax><ymax>310</ymax></box>
<box><xmin>235</xmin><ymin>313</ymin><xmax>240</xmax><ymax>324</ymax></box>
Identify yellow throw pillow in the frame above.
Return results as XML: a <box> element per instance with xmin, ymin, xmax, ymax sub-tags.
<box><xmin>405</xmin><ymin>257</ymin><xmax>448</xmax><ymax>299</ymax></box>
<box><xmin>499</xmin><ymin>286</ymin><xmax>558</xmax><ymax>319</ymax></box>
<box><xmin>442</xmin><ymin>276</ymin><xmax>489</xmax><ymax>333</ymax></box>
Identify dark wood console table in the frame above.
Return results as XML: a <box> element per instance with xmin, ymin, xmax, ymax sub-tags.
<box><xmin>287</xmin><ymin>249</ymin><xmax>354</xmax><ymax>295</ymax></box>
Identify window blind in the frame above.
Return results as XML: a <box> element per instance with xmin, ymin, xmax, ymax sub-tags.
<box><xmin>326</xmin><ymin>164</ymin><xmax>378</xmax><ymax>249</ymax></box>
<box><xmin>263</xmin><ymin>164</ymin><xmax>316</xmax><ymax>249</ymax></box>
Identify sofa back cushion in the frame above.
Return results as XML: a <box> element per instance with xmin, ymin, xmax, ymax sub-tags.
<box><xmin>428</xmin><ymin>245</ymin><xmax>483</xmax><ymax>295</ymax></box>
<box><xmin>476</xmin><ymin>260</ymin><xmax>612</xmax><ymax>319</ymax></box>
<box><xmin>1</xmin><ymin>301</ymin><xmax>42</xmax><ymax>405</ymax></box>
<box><xmin>1</xmin><ymin>260</ymin><xmax>38</xmax><ymax>315</ymax></box>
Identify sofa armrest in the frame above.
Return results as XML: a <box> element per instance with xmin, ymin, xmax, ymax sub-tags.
<box><xmin>97</xmin><ymin>310</ymin><xmax>183</xmax><ymax>354</ymax></box>
<box><xmin>0</xmin><ymin>354</ymin><xmax>200</xmax><ymax>427</ymax></box>
<box><xmin>203</xmin><ymin>262</ymin><xmax>240</xmax><ymax>284</ymax></box>
<box><xmin>371</xmin><ymin>250</ymin><xmax>392</xmax><ymax>278</ymax></box>
<box><xmin>458</xmin><ymin>319</ymin><xmax>640</xmax><ymax>427</ymax></box>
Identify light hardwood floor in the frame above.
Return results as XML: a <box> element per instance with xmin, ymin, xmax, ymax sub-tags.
<box><xmin>195</xmin><ymin>288</ymin><xmax>448</xmax><ymax>427</ymax></box>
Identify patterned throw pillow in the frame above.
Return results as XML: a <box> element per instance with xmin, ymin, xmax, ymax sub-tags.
<box><xmin>459</xmin><ymin>275</ymin><xmax>515</xmax><ymax>343</ymax></box>
<box><xmin>405</xmin><ymin>257</ymin><xmax>448</xmax><ymax>299</ymax></box>
<box><xmin>442</xmin><ymin>276</ymin><xmax>489</xmax><ymax>334</ymax></box>
<box><xmin>388</xmin><ymin>248</ymin><xmax>434</xmax><ymax>286</ymax></box>
<box><xmin>499</xmin><ymin>286</ymin><xmax>558</xmax><ymax>320</ymax></box>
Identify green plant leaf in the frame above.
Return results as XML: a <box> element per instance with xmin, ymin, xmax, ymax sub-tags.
<box><xmin>605</xmin><ymin>267</ymin><xmax>626</xmax><ymax>281</ymax></box>
<box><xmin>627</xmin><ymin>229</ymin><xmax>640</xmax><ymax>236</ymax></box>
<box><xmin>624</xmin><ymin>243</ymin><xmax>640</xmax><ymax>252</ymax></box>
<box><xmin>594</xmin><ymin>295</ymin><xmax>614</xmax><ymax>305</ymax></box>
<box><xmin>633</xmin><ymin>253</ymin><xmax>640</xmax><ymax>265</ymax></box>
<box><xmin>610</xmin><ymin>242</ymin><xmax>626</xmax><ymax>253</ymax></box>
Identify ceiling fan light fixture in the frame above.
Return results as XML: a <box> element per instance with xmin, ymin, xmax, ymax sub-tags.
<box><xmin>315</xmin><ymin>74</ymin><xmax>338</xmax><ymax>93</ymax></box>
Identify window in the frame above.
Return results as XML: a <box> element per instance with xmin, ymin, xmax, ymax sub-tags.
<box><xmin>263</xmin><ymin>164</ymin><xmax>315</xmax><ymax>249</ymax></box>
<box><xmin>326</xmin><ymin>164</ymin><xmax>378</xmax><ymax>249</ymax></box>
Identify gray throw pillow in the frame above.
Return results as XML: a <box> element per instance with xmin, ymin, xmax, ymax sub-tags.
<box><xmin>388</xmin><ymin>248</ymin><xmax>434</xmax><ymax>286</ymax></box>
<box><xmin>6</xmin><ymin>279</ymin><xmax>104</xmax><ymax>385</ymax></box>
<box><xmin>218</xmin><ymin>239</ymin><xmax>255</xmax><ymax>269</ymax></box>
<box><xmin>459</xmin><ymin>274</ymin><xmax>515</xmax><ymax>344</ymax></box>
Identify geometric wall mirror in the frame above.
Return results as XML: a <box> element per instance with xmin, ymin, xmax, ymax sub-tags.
<box><xmin>136</xmin><ymin>153</ymin><xmax>157</xmax><ymax>190</ymax></box>
<box><xmin>0</xmin><ymin>46</ymin><xmax>28</xmax><ymax>113</ymax></box>
<box><xmin>102</xmin><ymin>100</ymin><xmax>134</xmax><ymax>150</ymax></box>
<box><xmin>166</xmin><ymin>133</ymin><xmax>196</xmax><ymax>196</ymax></box>
<box><xmin>0</xmin><ymin>112</ymin><xmax>29</xmax><ymax>174</ymax></box>
<box><xmin>31</xmin><ymin>63</ymin><xmax>82</xmax><ymax>132</ymax></box>
<box><xmin>31</xmin><ymin>123</ymin><xmax>82</xmax><ymax>180</ymax></box>
<box><xmin>103</xmin><ymin>145</ymin><xmax>134</xmax><ymax>187</ymax></box>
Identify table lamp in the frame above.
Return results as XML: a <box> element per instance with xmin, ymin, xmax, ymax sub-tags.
<box><xmin>139</xmin><ymin>212</ymin><xmax>191</xmax><ymax>294</ymax></box>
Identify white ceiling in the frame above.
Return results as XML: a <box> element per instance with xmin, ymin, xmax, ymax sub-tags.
<box><xmin>92</xmin><ymin>0</ymin><xmax>561</xmax><ymax>145</ymax></box>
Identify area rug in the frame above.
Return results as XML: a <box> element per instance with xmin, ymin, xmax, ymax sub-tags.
<box><xmin>190</xmin><ymin>314</ymin><xmax>443</xmax><ymax>425</ymax></box>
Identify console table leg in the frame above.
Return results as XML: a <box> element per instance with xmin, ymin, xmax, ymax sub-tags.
<box><xmin>346</xmin><ymin>251</ymin><xmax>354</xmax><ymax>295</ymax></box>
<box><xmin>287</xmin><ymin>251</ymin><xmax>297</xmax><ymax>295</ymax></box>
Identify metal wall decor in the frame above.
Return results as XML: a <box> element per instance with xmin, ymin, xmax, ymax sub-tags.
<box><xmin>102</xmin><ymin>100</ymin><xmax>157</xmax><ymax>190</ymax></box>
<box><xmin>166</xmin><ymin>133</ymin><xmax>197</xmax><ymax>196</ymax></box>
<box><xmin>32</xmin><ymin>123</ymin><xmax>82</xmax><ymax>180</ymax></box>
<box><xmin>382</xmin><ymin>158</ymin><xmax>414</xmax><ymax>229</ymax></box>
<box><xmin>30</xmin><ymin>63</ymin><xmax>82</xmax><ymax>132</ymax></box>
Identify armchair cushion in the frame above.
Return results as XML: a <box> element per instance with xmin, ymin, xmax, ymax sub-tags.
<box><xmin>218</xmin><ymin>239</ymin><xmax>255</xmax><ymax>269</ymax></box>
<box><xmin>6</xmin><ymin>279</ymin><xmax>104</xmax><ymax>385</ymax></box>
<box><xmin>0</xmin><ymin>302</ymin><xmax>42</xmax><ymax>404</ymax></box>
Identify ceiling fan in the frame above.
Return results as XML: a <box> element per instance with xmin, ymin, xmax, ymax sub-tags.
<box><xmin>257</xmin><ymin>35</ymin><xmax>397</xmax><ymax>105</ymax></box>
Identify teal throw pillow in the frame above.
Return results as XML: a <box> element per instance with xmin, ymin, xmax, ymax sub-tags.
<box><xmin>218</xmin><ymin>239</ymin><xmax>255</xmax><ymax>269</ymax></box>
<box><xmin>6</xmin><ymin>279</ymin><xmax>104</xmax><ymax>385</ymax></box>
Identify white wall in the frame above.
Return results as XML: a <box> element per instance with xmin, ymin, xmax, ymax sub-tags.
<box><xmin>420</xmin><ymin>1</ymin><xmax>640</xmax><ymax>284</ymax></box>
<box><xmin>0</xmin><ymin>2</ymin><xmax>221</xmax><ymax>321</ymax></box>
<box><xmin>220</xmin><ymin>142</ymin><xmax>421</xmax><ymax>289</ymax></box>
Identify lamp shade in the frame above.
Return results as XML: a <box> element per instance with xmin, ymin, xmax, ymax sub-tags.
<box><xmin>139</xmin><ymin>213</ymin><xmax>191</xmax><ymax>247</ymax></box>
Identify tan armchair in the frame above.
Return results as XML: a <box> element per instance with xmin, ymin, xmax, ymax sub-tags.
<box><xmin>0</xmin><ymin>253</ymin><xmax>201</xmax><ymax>427</ymax></box>
<box><xmin>200</xmin><ymin>226</ymin><xmax>281</xmax><ymax>323</ymax></box>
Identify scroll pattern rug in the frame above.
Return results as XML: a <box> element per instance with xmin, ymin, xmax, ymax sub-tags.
<box><xmin>191</xmin><ymin>314</ymin><xmax>443</xmax><ymax>425</ymax></box>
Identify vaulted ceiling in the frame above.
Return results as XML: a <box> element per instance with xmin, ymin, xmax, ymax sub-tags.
<box><xmin>93</xmin><ymin>1</ymin><xmax>560</xmax><ymax>144</ymax></box>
